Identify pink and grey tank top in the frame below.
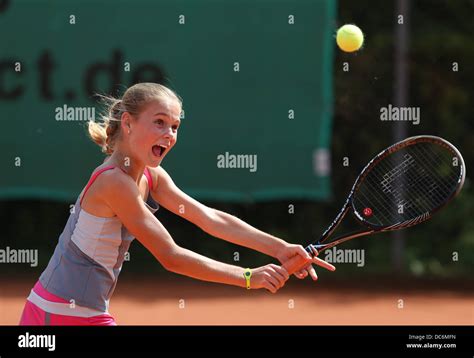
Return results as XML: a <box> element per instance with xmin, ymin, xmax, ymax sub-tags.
<box><xmin>36</xmin><ymin>166</ymin><xmax>158</xmax><ymax>314</ymax></box>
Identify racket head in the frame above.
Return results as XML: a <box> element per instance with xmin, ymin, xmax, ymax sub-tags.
<box><xmin>350</xmin><ymin>135</ymin><xmax>465</xmax><ymax>231</ymax></box>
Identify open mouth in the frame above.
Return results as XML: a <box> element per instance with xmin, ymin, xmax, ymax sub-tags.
<box><xmin>152</xmin><ymin>145</ymin><xmax>167</xmax><ymax>158</ymax></box>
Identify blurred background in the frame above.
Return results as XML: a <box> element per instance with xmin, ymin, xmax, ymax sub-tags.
<box><xmin>0</xmin><ymin>0</ymin><xmax>472</xmax><ymax>325</ymax></box>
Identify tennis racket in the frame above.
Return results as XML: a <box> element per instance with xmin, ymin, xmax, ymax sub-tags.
<box><xmin>283</xmin><ymin>135</ymin><xmax>466</xmax><ymax>275</ymax></box>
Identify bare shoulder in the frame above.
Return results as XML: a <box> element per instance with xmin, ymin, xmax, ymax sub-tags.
<box><xmin>84</xmin><ymin>166</ymin><xmax>138</xmax><ymax>205</ymax></box>
<box><xmin>80</xmin><ymin>166</ymin><xmax>138</xmax><ymax>217</ymax></box>
<box><xmin>98</xmin><ymin>167</ymin><xmax>137</xmax><ymax>195</ymax></box>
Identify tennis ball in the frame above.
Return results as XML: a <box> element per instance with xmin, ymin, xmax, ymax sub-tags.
<box><xmin>336</xmin><ymin>24</ymin><xmax>364</xmax><ymax>53</ymax></box>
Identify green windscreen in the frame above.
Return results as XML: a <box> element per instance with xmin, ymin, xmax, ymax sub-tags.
<box><xmin>0</xmin><ymin>0</ymin><xmax>335</xmax><ymax>202</ymax></box>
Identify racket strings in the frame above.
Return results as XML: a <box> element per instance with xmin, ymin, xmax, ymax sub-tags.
<box><xmin>382</xmin><ymin>144</ymin><xmax>457</xmax><ymax>218</ymax></box>
<box><xmin>375</xmin><ymin>147</ymin><xmax>447</xmax><ymax>211</ymax></box>
<box><xmin>358</xmin><ymin>167</ymin><xmax>419</xmax><ymax>225</ymax></box>
<box><xmin>411</xmin><ymin>144</ymin><xmax>460</xmax><ymax>205</ymax></box>
<box><xmin>376</xmin><ymin>154</ymin><xmax>426</xmax><ymax>209</ymax></box>
<box><xmin>377</xmin><ymin>144</ymin><xmax>457</xmax><ymax>216</ymax></box>
<box><xmin>417</xmin><ymin>143</ymin><xmax>461</xmax><ymax>192</ymax></box>
<box><xmin>357</xmin><ymin>155</ymin><xmax>431</xmax><ymax>224</ymax></box>
<box><xmin>353</xmin><ymin>142</ymin><xmax>462</xmax><ymax>227</ymax></box>
<box><xmin>411</xmin><ymin>145</ymin><xmax>459</xmax><ymax>206</ymax></box>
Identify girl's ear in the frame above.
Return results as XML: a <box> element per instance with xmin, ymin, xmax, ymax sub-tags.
<box><xmin>121</xmin><ymin>112</ymin><xmax>133</xmax><ymax>133</ymax></box>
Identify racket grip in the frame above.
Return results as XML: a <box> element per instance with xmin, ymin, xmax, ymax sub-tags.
<box><xmin>282</xmin><ymin>254</ymin><xmax>311</xmax><ymax>275</ymax></box>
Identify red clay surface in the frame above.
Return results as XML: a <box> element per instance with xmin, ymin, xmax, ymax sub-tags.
<box><xmin>2</xmin><ymin>276</ymin><xmax>473</xmax><ymax>325</ymax></box>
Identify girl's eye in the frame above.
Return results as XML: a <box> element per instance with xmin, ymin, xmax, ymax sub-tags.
<box><xmin>156</xmin><ymin>119</ymin><xmax>164</xmax><ymax>125</ymax></box>
<box><xmin>172</xmin><ymin>125</ymin><xmax>179</xmax><ymax>130</ymax></box>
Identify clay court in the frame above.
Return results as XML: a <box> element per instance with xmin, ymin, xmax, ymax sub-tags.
<box><xmin>2</xmin><ymin>276</ymin><xmax>472</xmax><ymax>325</ymax></box>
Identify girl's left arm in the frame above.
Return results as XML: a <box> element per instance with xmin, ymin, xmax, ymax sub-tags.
<box><xmin>150</xmin><ymin>166</ymin><xmax>286</xmax><ymax>257</ymax></box>
<box><xmin>150</xmin><ymin>166</ymin><xmax>335</xmax><ymax>276</ymax></box>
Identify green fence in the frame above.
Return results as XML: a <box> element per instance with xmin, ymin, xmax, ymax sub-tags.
<box><xmin>0</xmin><ymin>0</ymin><xmax>335</xmax><ymax>202</ymax></box>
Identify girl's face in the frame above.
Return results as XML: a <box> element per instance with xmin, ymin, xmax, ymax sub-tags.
<box><xmin>126</xmin><ymin>99</ymin><xmax>181</xmax><ymax>167</ymax></box>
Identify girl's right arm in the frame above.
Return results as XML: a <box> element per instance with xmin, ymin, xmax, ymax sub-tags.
<box><xmin>100</xmin><ymin>169</ymin><xmax>290</xmax><ymax>293</ymax></box>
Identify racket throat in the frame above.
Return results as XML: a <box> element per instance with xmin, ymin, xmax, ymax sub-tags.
<box><xmin>306</xmin><ymin>242</ymin><xmax>324</xmax><ymax>254</ymax></box>
<box><xmin>307</xmin><ymin>230</ymin><xmax>375</xmax><ymax>254</ymax></box>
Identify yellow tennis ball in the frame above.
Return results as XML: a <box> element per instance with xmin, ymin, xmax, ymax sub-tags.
<box><xmin>336</xmin><ymin>24</ymin><xmax>364</xmax><ymax>53</ymax></box>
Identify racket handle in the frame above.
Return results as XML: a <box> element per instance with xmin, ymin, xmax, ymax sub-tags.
<box><xmin>282</xmin><ymin>254</ymin><xmax>310</xmax><ymax>275</ymax></box>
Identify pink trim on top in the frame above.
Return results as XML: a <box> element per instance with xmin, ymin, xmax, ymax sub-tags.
<box><xmin>144</xmin><ymin>167</ymin><xmax>154</xmax><ymax>191</ymax></box>
<box><xmin>80</xmin><ymin>166</ymin><xmax>153</xmax><ymax>207</ymax></box>
<box><xmin>80</xmin><ymin>166</ymin><xmax>119</xmax><ymax>206</ymax></box>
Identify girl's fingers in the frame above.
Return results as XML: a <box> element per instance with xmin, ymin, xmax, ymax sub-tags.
<box><xmin>270</xmin><ymin>269</ymin><xmax>286</xmax><ymax>287</ymax></box>
<box><xmin>263</xmin><ymin>281</ymin><xmax>277</xmax><ymax>293</ymax></box>
<box><xmin>308</xmin><ymin>266</ymin><xmax>318</xmax><ymax>281</ymax></box>
<box><xmin>312</xmin><ymin>256</ymin><xmax>336</xmax><ymax>271</ymax></box>
<box><xmin>265</xmin><ymin>273</ymin><xmax>281</xmax><ymax>290</ymax></box>
<box><xmin>295</xmin><ymin>269</ymin><xmax>307</xmax><ymax>279</ymax></box>
<box><xmin>296</xmin><ymin>246</ymin><xmax>312</xmax><ymax>260</ymax></box>
<box><xmin>309</xmin><ymin>246</ymin><xmax>319</xmax><ymax>257</ymax></box>
<box><xmin>270</xmin><ymin>264</ymin><xmax>290</xmax><ymax>281</ymax></box>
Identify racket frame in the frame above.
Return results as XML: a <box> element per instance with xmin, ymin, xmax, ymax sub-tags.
<box><xmin>306</xmin><ymin>135</ymin><xmax>466</xmax><ymax>254</ymax></box>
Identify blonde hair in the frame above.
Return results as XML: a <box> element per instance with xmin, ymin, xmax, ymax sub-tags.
<box><xmin>88</xmin><ymin>83</ymin><xmax>182</xmax><ymax>155</ymax></box>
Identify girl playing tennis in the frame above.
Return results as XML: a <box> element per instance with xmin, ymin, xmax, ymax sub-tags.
<box><xmin>19</xmin><ymin>83</ymin><xmax>335</xmax><ymax>325</ymax></box>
